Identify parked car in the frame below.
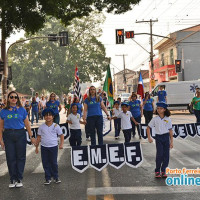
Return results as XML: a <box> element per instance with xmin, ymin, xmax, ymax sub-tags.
<box><xmin>150</xmin><ymin>80</ymin><xmax>200</xmax><ymax>114</ymax></box>
<box><xmin>119</xmin><ymin>93</ymin><xmax>131</xmax><ymax>102</ymax></box>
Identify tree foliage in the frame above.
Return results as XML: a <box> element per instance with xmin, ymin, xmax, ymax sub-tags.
<box><xmin>9</xmin><ymin>12</ymin><xmax>109</xmax><ymax>95</ymax></box>
<box><xmin>0</xmin><ymin>0</ymin><xmax>141</xmax><ymax>38</ymax></box>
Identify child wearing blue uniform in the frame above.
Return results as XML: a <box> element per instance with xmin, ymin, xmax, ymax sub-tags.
<box><xmin>112</xmin><ymin>101</ymin><xmax>121</xmax><ymax>139</ymax></box>
<box><xmin>35</xmin><ymin>108</ymin><xmax>64</xmax><ymax>185</ymax></box>
<box><xmin>143</xmin><ymin>92</ymin><xmax>154</xmax><ymax>124</ymax></box>
<box><xmin>73</xmin><ymin>96</ymin><xmax>83</xmax><ymax>117</ymax></box>
<box><xmin>30</xmin><ymin>96</ymin><xmax>39</xmax><ymax>125</ymax></box>
<box><xmin>157</xmin><ymin>86</ymin><xmax>167</xmax><ymax>103</ymax></box>
<box><xmin>129</xmin><ymin>93</ymin><xmax>142</xmax><ymax>139</ymax></box>
<box><xmin>112</xmin><ymin>102</ymin><xmax>138</xmax><ymax>143</ymax></box>
<box><xmin>147</xmin><ymin>102</ymin><xmax>173</xmax><ymax>178</ymax></box>
<box><xmin>46</xmin><ymin>92</ymin><xmax>62</xmax><ymax>124</ymax></box>
<box><xmin>67</xmin><ymin>103</ymin><xmax>85</xmax><ymax>146</ymax></box>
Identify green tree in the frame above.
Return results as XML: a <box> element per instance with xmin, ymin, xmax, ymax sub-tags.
<box><xmin>0</xmin><ymin>0</ymin><xmax>141</xmax><ymax>38</ymax></box>
<box><xmin>9</xmin><ymin>12</ymin><xmax>109</xmax><ymax>95</ymax></box>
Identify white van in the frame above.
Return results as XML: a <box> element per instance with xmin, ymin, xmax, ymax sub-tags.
<box><xmin>150</xmin><ymin>80</ymin><xmax>200</xmax><ymax>113</ymax></box>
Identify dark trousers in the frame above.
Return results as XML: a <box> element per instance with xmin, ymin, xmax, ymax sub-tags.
<box><xmin>53</xmin><ymin>114</ymin><xmax>60</xmax><ymax>124</ymax></box>
<box><xmin>87</xmin><ymin>115</ymin><xmax>103</xmax><ymax>146</ymax></box>
<box><xmin>143</xmin><ymin>110</ymin><xmax>153</xmax><ymax>125</ymax></box>
<box><xmin>85</xmin><ymin>120</ymin><xmax>90</xmax><ymax>139</ymax></box>
<box><xmin>155</xmin><ymin>133</ymin><xmax>170</xmax><ymax>173</ymax></box>
<box><xmin>131</xmin><ymin>116</ymin><xmax>141</xmax><ymax>137</ymax></box>
<box><xmin>69</xmin><ymin>129</ymin><xmax>82</xmax><ymax>146</ymax></box>
<box><xmin>114</xmin><ymin>118</ymin><xmax>121</xmax><ymax>137</ymax></box>
<box><xmin>31</xmin><ymin>111</ymin><xmax>39</xmax><ymax>124</ymax></box>
<box><xmin>41</xmin><ymin>145</ymin><xmax>58</xmax><ymax>181</ymax></box>
<box><xmin>3</xmin><ymin>129</ymin><xmax>27</xmax><ymax>181</ymax></box>
<box><xmin>194</xmin><ymin>109</ymin><xmax>200</xmax><ymax>123</ymax></box>
<box><xmin>122</xmin><ymin>129</ymin><xmax>132</xmax><ymax>143</ymax></box>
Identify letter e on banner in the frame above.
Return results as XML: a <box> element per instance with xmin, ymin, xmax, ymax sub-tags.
<box><xmin>108</xmin><ymin>143</ymin><xmax>125</xmax><ymax>169</ymax></box>
<box><xmin>172</xmin><ymin>125</ymin><xmax>179</xmax><ymax>138</ymax></box>
<box><xmin>124</xmin><ymin>142</ymin><xmax>143</xmax><ymax>168</ymax></box>
<box><xmin>71</xmin><ymin>146</ymin><xmax>89</xmax><ymax>173</ymax></box>
<box><xmin>186</xmin><ymin>123</ymin><xmax>196</xmax><ymax>137</ymax></box>
<box><xmin>89</xmin><ymin>145</ymin><xmax>108</xmax><ymax>171</ymax></box>
<box><xmin>151</xmin><ymin>127</ymin><xmax>156</xmax><ymax>139</ymax></box>
<box><xmin>178</xmin><ymin>124</ymin><xmax>188</xmax><ymax>139</ymax></box>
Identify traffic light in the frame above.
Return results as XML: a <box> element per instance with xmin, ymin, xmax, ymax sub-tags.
<box><xmin>59</xmin><ymin>31</ymin><xmax>69</xmax><ymax>46</ymax></box>
<box><xmin>0</xmin><ymin>60</ymin><xmax>4</xmax><ymax>72</ymax></box>
<box><xmin>116</xmin><ymin>29</ymin><xmax>124</xmax><ymax>44</ymax></box>
<box><xmin>125</xmin><ymin>31</ymin><xmax>134</xmax><ymax>39</ymax></box>
<box><xmin>175</xmin><ymin>60</ymin><xmax>182</xmax><ymax>73</ymax></box>
<box><xmin>48</xmin><ymin>34</ymin><xmax>58</xmax><ymax>41</ymax></box>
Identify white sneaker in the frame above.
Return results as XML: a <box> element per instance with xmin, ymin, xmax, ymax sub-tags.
<box><xmin>16</xmin><ymin>180</ymin><xmax>23</xmax><ymax>188</ymax></box>
<box><xmin>9</xmin><ymin>180</ymin><xmax>16</xmax><ymax>188</ymax></box>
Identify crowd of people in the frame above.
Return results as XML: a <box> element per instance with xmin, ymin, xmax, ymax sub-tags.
<box><xmin>0</xmin><ymin>84</ymin><xmax>199</xmax><ymax>188</ymax></box>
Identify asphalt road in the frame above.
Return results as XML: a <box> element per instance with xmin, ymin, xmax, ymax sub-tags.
<box><xmin>1</xmin><ymin>111</ymin><xmax>200</xmax><ymax>200</ymax></box>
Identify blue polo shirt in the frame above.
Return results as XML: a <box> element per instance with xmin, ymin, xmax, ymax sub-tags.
<box><xmin>84</xmin><ymin>97</ymin><xmax>102</xmax><ymax>117</ymax></box>
<box><xmin>31</xmin><ymin>102</ymin><xmax>39</xmax><ymax>112</ymax></box>
<box><xmin>158</xmin><ymin>90</ymin><xmax>167</xmax><ymax>102</ymax></box>
<box><xmin>143</xmin><ymin>98</ymin><xmax>154</xmax><ymax>111</ymax></box>
<box><xmin>129</xmin><ymin>100</ymin><xmax>141</xmax><ymax>118</ymax></box>
<box><xmin>46</xmin><ymin>100</ymin><xmax>60</xmax><ymax>114</ymax></box>
<box><xmin>75</xmin><ymin>103</ymin><xmax>83</xmax><ymax>116</ymax></box>
<box><xmin>0</xmin><ymin>107</ymin><xmax>27</xmax><ymax>129</ymax></box>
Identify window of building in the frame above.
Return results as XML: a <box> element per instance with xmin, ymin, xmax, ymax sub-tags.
<box><xmin>170</xmin><ymin>49</ymin><xmax>174</xmax><ymax>65</ymax></box>
<box><xmin>161</xmin><ymin>53</ymin><xmax>165</xmax><ymax>66</ymax></box>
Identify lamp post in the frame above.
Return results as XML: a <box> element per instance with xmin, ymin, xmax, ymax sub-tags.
<box><xmin>30</xmin><ymin>88</ymin><xmax>34</xmax><ymax>97</ymax></box>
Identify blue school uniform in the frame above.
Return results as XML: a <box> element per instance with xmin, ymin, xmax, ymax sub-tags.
<box><xmin>84</xmin><ymin>97</ymin><xmax>103</xmax><ymax>145</ymax></box>
<box><xmin>158</xmin><ymin>90</ymin><xmax>167</xmax><ymax>102</ymax></box>
<box><xmin>46</xmin><ymin>100</ymin><xmax>60</xmax><ymax>114</ymax></box>
<box><xmin>75</xmin><ymin>103</ymin><xmax>83</xmax><ymax>116</ymax></box>
<box><xmin>31</xmin><ymin>102</ymin><xmax>39</xmax><ymax>112</ymax></box>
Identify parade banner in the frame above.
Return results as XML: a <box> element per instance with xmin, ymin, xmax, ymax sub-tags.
<box><xmin>71</xmin><ymin>142</ymin><xmax>143</xmax><ymax>173</ymax></box>
<box><xmin>103</xmin><ymin>111</ymin><xmax>112</xmax><ymax>136</ymax></box>
<box><xmin>140</xmin><ymin>123</ymin><xmax>200</xmax><ymax>139</ymax></box>
<box><xmin>26</xmin><ymin>123</ymin><xmax>70</xmax><ymax>145</ymax></box>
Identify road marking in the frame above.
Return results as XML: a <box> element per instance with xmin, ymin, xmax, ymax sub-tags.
<box><xmin>0</xmin><ymin>146</ymin><xmax>35</xmax><ymax>177</ymax></box>
<box><xmin>87</xmin><ymin>186</ymin><xmax>200</xmax><ymax>196</ymax></box>
<box><xmin>32</xmin><ymin>148</ymin><xmax>64</xmax><ymax>173</ymax></box>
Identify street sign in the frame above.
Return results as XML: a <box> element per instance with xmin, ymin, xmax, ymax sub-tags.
<box><xmin>150</xmin><ymin>79</ymin><xmax>156</xmax><ymax>87</ymax></box>
<box><xmin>125</xmin><ymin>31</ymin><xmax>134</xmax><ymax>38</ymax></box>
<box><xmin>48</xmin><ymin>34</ymin><xmax>58</xmax><ymax>41</ymax></box>
<box><xmin>150</xmin><ymin>74</ymin><xmax>155</xmax><ymax>79</ymax></box>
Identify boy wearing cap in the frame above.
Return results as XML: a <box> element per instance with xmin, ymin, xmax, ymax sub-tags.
<box><xmin>146</xmin><ymin>102</ymin><xmax>173</xmax><ymax>178</ymax></box>
<box><xmin>112</xmin><ymin>102</ymin><xmax>138</xmax><ymax>143</ymax></box>
<box><xmin>35</xmin><ymin>108</ymin><xmax>64</xmax><ymax>185</ymax></box>
<box><xmin>112</xmin><ymin>101</ymin><xmax>121</xmax><ymax>139</ymax></box>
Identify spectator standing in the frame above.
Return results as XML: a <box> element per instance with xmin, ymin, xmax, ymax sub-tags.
<box><xmin>143</xmin><ymin>92</ymin><xmax>154</xmax><ymax>124</ymax></box>
<box><xmin>30</xmin><ymin>97</ymin><xmax>40</xmax><ymax>125</ymax></box>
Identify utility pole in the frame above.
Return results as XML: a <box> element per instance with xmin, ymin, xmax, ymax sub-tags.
<box><xmin>136</xmin><ymin>19</ymin><xmax>158</xmax><ymax>88</ymax></box>
<box><xmin>115</xmin><ymin>54</ymin><xmax>128</xmax><ymax>91</ymax></box>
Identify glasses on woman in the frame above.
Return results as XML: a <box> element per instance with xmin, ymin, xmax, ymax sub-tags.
<box><xmin>50</xmin><ymin>96</ymin><xmax>55</xmax><ymax>98</ymax></box>
<box><xmin>9</xmin><ymin>96</ymin><xmax>18</xmax><ymax>99</ymax></box>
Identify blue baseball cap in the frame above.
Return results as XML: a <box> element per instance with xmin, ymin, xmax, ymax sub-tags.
<box><xmin>114</xmin><ymin>101</ymin><xmax>120</xmax><ymax>105</ymax></box>
<box><xmin>71</xmin><ymin>103</ymin><xmax>78</xmax><ymax>108</ymax></box>
<box><xmin>156</xmin><ymin>101</ymin><xmax>168</xmax><ymax>109</ymax></box>
<box><xmin>42</xmin><ymin>108</ymin><xmax>55</xmax><ymax>116</ymax></box>
<box><xmin>121</xmin><ymin>102</ymin><xmax>129</xmax><ymax>107</ymax></box>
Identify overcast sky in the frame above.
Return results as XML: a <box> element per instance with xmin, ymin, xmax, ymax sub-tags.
<box><xmin>5</xmin><ymin>0</ymin><xmax>200</xmax><ymax>76</ymax></box>
<box><xmin>99</xmin><ymin>0</ymin><xmax>200</xmax><ymax>73</ymax></box>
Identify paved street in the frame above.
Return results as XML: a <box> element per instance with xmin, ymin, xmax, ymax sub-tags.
<box><xmin>0</xmin><ymin>111</ymin><xmax>200</xmax><ymax>200</ymax></box>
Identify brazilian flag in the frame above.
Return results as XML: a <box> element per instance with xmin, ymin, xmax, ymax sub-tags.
<box><xmin>103</xmin><ymin>65</ymin><xmax>114</xmax><ymax>108</ymax></box>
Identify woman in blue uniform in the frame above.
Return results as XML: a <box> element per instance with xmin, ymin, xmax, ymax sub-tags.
<box><xmin>46</xmin><ymin>92</ymin><xmax>62</xmax><ymax>124</ymax></box>
<box><xmin>143</xmin><ymin>92</ymin><xmax>154</xmax><ymax>124</ymax></box>
<box><xmin>83</xmin><ymin>86</ymin><xmax>110</xmax><ymax>145</ymax></box>
<box><xmin>128</xmin><ymin>93</ymin><xmax>142</xmax><ymax>139</ymax></box>
<box><xmin>0</xmin><ymin>91</ymin><xmax>36</xmax><ymax>188</ymax></box>
<box><xmin>73</xmin><ymin>96</ymin><xmax>83</xmax><ymax>117</ymax></box>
